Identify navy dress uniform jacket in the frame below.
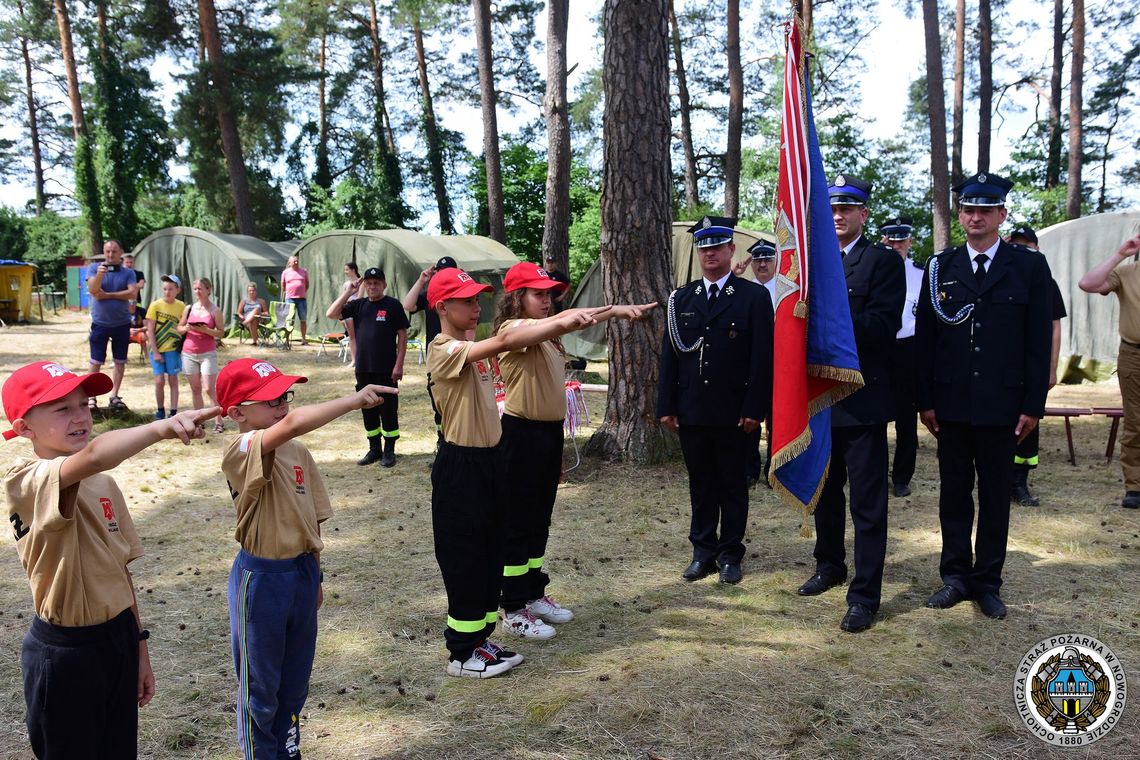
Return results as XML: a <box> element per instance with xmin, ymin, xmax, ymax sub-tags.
<box><xmin>832</xmin><ymin>236</ymin><xmax>905</xmax><ymax>428</ymax></box>
<box><xmin>914</xmin><ymin>240</ymin><xmax>1052</xmax><ymax>425</ymax></box>
<box><xmin>656</xmin><ymin>274</ymin><xmax>773</xmax><ymax>426</ymax></box>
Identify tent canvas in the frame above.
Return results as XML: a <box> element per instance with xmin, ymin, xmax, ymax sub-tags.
<box><xmin>0</xmin><ymin>260</ymin><xmax>38</xmax><ymax>323</ymax></box>
<box><xmin>562</xmin><ymin>223</ymin><xmax>777</xmax><ymax>360</ymax></box>
<box><xmin>292</xmin><ymin>230</ymin><xmax>521</xmax><ymax>337</ymax></box>
<box><xmin>1037</xmin><ymin>210</ymin><xmax>1140</xmax><ymax>382</ymax></box>
<box><xmin>129</xmin><ymin>227</ymin><xmax>299</xmax><ymax>329</ymax></box>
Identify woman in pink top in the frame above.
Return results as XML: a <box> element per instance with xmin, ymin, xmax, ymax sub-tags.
<box><xmin>178</xmin><ymin>278</ymin><xmax>226</xmax><ymax>433</ymax></box>
<box><xmin>280</xmin><ymin>255</ymin><xmax>310</xmax><ymax>345</ymax></box>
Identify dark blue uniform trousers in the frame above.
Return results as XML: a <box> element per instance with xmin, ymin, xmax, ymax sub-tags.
<box><xmin>936</xmin><ymin>422</ymin><xmax>1015</xmax><ymax>595</ymax></box>
<box><xmin>432</xmin><ymin>441</ymin><xmax>505</xmax><ymax>660</ymax></box>
<box><xmin>228</xmin><ymin>549</ymin><xmax>319</xmax><ymax>760</ymax></box>
<box><xmin>679</xmin><ymin>425</ymin><xmax>750</xmax><ymax>565</ymax></box>
<box><xmin>499</xmin><ymin>414</ymin><xmax>563</xmax><ymax>612</ymax></box>
<box><xmin>21</xmin><ymin>608</ymin><xmax>139</xmax><ymax>759</ymax></box>
<box><xmin>813</xmin><ymin>424</ymin><xmax>889</xmax><ymax>610</ymax></box>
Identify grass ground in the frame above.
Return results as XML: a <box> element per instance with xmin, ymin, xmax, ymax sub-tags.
<box><xmin>0</xmin><ymin>312</ymin><xmax>1136</xmax><ymax>759</ymax></box>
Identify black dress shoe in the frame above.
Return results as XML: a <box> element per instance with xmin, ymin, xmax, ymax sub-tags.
<box><xmin>1012</xmin><ymin>484</ymin><xmax>1039</xmax><ymax>506</ymax></box>
<box><xmin>926</xmin><ymin>584</ymin><xmax>965</xmax><ymax>609</ymax></box>
<box><xmin>719</xmin><ymin>563</ymin><xmax>743</xmax><ymax>584</ymax></box>
<box><xmin>840</xmin><ymin>603</ymin><xmax>875</xmax><ymax>632</ymax></box>
<box><xmin>892</xmin><ymin>482</ymin><xmax>911</xmax><ymax>498</ymax></box>
<box><xmin>976</xmin><ymin>592</ymin><xmax>1007</xmax><ymax>619</ymax></box>
<box><xmin>1122</xmin><ymin>491</ymin><xmax>1140</xmax><ymax>509</ymax></box>
<box><xmin>797</xmin><ymin>572</ymin><xmax>845</xmax><ymax>596</ymax></box>
<box><xmin>682</xmin><ymin>559</ymin><xmax>718</xmax><ymax>581</ymax></box>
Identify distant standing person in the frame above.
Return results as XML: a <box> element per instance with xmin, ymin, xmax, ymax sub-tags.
<box><xmin>179</xmin><ymin>277</ymin><xmax>227</xmax><ymax>435</ymax></box>
<box><xmin>543</xmin><ymin>255</ymin><xmax>572</xmax><ymax>313</ymax></box>
<box><xmin>145</xmin><ymin>275</ymin><xmax>185</xmax><ymax>420</ymax></box>
<box><xmin>86</xmin><ymin>239</ymin><xmax>141</xmax><ymax>411</ymax></box>
<box><xmin>1006</xmin><ymin>225</ymin><xmax>1066</xmax><ymax>507</ymax></box>
<box><xmin>1078</xmin><ymin>232</ymin><xmax>1140</xmax><ymax>509</ymax></box>
<box><xmin>326</xmin><ymin>268</ymin><xmax>409</xmax><ymax>467</ymax></box>
<box><xmin>281</xmin><ymin>255</ymin><xmax>310</xmax><ymax>345</ymax></box>
<box><xmin>123</xmin><ymin>253</ymin><xmax>146</xmax><ymax>329</ymax></box>
<box><xmin>340</xmin><ymin>262</ymin><xmax>363</xmax><ymax>363</ymax></box>
<box><xmin>742</xmin><ymin>240</ymin><xmax>777</xmax><ymax>487</ymax></box>
<box><xmin>879</xmin><ymin>216</ymin><xmax>924</xmax><ymax>498</ymax></box>
<box><xmin>404</xmin><ymin>256</ymin><xmax>459</xmax><ymax>344</ymax></box>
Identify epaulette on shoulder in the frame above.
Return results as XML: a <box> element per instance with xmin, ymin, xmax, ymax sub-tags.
<box><xmin>934</xmin><ymin>246</ymin><xmax>957</xmax><ymax>258</ymax></box>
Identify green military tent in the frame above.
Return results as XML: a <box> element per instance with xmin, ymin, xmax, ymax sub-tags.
<box><xmin>293</xmin><ymin>230</ymin><xmax>521</xmax><ymax>337</ymax></box>
<box><xmin>562</xmin><ymin>223</ymin><xmax>777</xmax><ymax>360</ymax></box>
<box><xmin>130</xmin><ymin>227</ymin><xmax>299</xmax><ymax>325</ymax></box>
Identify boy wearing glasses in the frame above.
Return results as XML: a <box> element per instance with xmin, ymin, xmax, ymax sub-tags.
<box><xmin>216</xmin><ymin>358</ymin><xmax>395</xmax><ymax>759</ymax></box>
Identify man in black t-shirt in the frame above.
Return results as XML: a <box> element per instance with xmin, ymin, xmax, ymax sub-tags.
<box><xmin>1007</xmin><ymin>226</ymin><xmax>1066</xmax><ymax>506</ymax></box>
<box><xmin>403</xmin><ymin>256</ymin><xmax>457</xmax><ymax>343</ymax></box>
<box><xmin>327</xmin><ymin>267</ymin><xmax>409</xmax><ymax>467</ymax></box>
<box><xmin>543</xmin><ymin>254</ymin><xmax>572</xmax><ymax>313</ymax></box>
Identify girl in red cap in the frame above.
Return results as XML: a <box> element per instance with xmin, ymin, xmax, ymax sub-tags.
<box><xmin>493</xmin><ymin>262</ymin><xmax>656</xmax><ymax>640</ymax></box>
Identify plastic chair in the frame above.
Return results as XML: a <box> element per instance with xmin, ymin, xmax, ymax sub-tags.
<box><xmin>264</xmin><ymin>301</ymin><xmax>296</xmax><ymax>351</ymax></box>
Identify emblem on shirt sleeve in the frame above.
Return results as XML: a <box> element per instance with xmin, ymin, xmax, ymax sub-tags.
<box><xmin>100</xmin><ymin>497</ymin><xmax>120</xmax><ymax>533</ymax></box>
<box><xmin>293</xmin><ymin>466</ymin><xmax>306</xmax><ymax>495</ymax></box>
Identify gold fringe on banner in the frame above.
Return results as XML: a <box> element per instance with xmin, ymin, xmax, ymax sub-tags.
<box><xmin>793</xmin><ymin>299</ymin><xmax>808</xmax><ymax>319</ymax></box>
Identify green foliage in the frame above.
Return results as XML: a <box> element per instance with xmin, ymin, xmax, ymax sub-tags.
<box><xmin>0</xmin><ymin>205</ymin><xmax>29</xmax><ymax>259</ymax></box>
<box><xmin>24</xmin><ymin>212</ymin><xmax>82</xmax><ymax>287</ymax></box>
<box><xmin>468</xmin><ymin>138</ymin><xmax>547</xmax><ymax>259</ymax></box>
<box><xmin>299</xmin><ymin>178</ymin><xmax>402</xmax><ymax>237</ymax></box>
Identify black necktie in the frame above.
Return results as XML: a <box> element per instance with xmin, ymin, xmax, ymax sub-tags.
<box><xmin>974</xmin><ymin>254</ymin><xmax>989</xmax><ymax>287</ymax></box>
<box><xmin>708</xmin><ymin>283</ymin><xmax>720</xmax><ymax>305</ymax></box>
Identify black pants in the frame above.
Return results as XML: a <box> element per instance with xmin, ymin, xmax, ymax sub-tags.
<box><xmin>355</xmin><ymin>370</ymin><xmax>399</xmax><ymax>440</ymax></box>
<box><xmin>1014</xmin><ymin>427</ymin><xmax>1039</xmax><ymax>470</ymax></box>
<box><xmin>679</xmin><ymin>425</ymin><xmax>750</xmax><ymax>565</ymax></box>
<box><xmin>936</xmin><ymin>422</ymin><xmax>1015</xmax><ymax>595</ymax></box>
<box><xmin>22</xmin><ymin>607</ymin><xmax>139</xmax><ymax>759</ymax></box>
<box><xmin>432</xmin><ymin>441</ymin><xmax>504</xmax><ymax>660</ymax></box>
<box><xmin>813</xmin><ymin>424</ymin><xmax>889</xmax><ymax>610</ymax></box>
<box><xmin>499</xmin><ymin>415</ymin><xmax>563</xmax><ymax>611</ymax></box>
<box><xmin>891</xmin><ymin>337</ymin><xmax>918</xmax><ymax>486</ymax></box>
<box><xmin>745</xmin><ymin>419</ymin><xmax>772</xmax><ymax>484</ymax></box>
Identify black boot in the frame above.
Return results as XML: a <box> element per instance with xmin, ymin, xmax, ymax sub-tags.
<box><xmin>357</xmin><ymin>437</ymin><xmax>382</xmax><ymax>466</ymax></box>
<box><xmin>380</xmin><ymin>437</ymin><xmax>397</xmax><ymax>468</ymax></box>
<box><xmin>1011</xmin><ymin>467</ymin><xmax>1039</xmax><ymax>506</ymax></box>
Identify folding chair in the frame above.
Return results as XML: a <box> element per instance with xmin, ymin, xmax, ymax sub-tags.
<box><xmin>316</xmin><ymin>332</ymin><xmax>346</xmax><ymax>361</ymax></box>
<box><xmin>406</xmin><ymin>336</ymin><xmax>426</xmax><ymax>365</ymax></box>
<box><xmin>264</xmin><ymin>301</ymin><xmax>296</xmax><ymax>351</ymax></box>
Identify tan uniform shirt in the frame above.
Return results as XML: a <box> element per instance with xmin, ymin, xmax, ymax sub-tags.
<box><xmin>4</xmin><ymin>458</ymin><xmax>142</xmax><ymax>627</ymax></box>
<box><xmin>428</xmin><ymin>334</ymin><xmax>501</xmax><ymax>447</ymax></box>
<box><xmin>497</xmin><ymin>319</ymin><xmax>567</xmax><ymax>421</ymax></box>
<box><xmin>222</xmin><ymin>430</ymin><xmax>332</xmax><ymax>560</ymax></box>
<box><xmin>1108</xmin><ymin>262</ymin><xmax>1140</xmax><ymax>343</ymax></box>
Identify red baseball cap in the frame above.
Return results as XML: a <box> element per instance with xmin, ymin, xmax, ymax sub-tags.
<box><xmin>217</xmin><ymin>358</ymin><xmax>307</xmax><ymax>417</ymax></box>
<box><xmin>502</xmin><ymin>261</ymin><xmax>568</xmax><ymax>294</ymax></box>
<box><xmin>2</xmin><ymin>361</ymin><xmax>113</xmax><ymax>441</ymax></box>
<box><xmin>427</xmin><ymin>268</ymin><xmax>492</xmax><ymax>308</ymax></box>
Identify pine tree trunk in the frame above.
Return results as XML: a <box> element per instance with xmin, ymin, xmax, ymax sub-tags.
<box><xmin>1045</xmin><ymin>0</ymin><xmax>1063</xmax><ymax>188</ymax></box>
<box><xmin>53</xmin><ymin>0</ymin><xmax>101</xmax><ymax>256</ymax></box>
<box><xmin>198</xmin><ymin>0</ymin><xmax>256</xmax><ymax>236</ymax></box>
<box><xmin>585</xmin><ymin>0</ymin><xmax>675</xmax><ymax>464</ymax></box>
<box><xmin>977</xmin><ymin>0</ymin><xmax>992</xmax><ymax>173</ymax></box>
<box><xmin>1066</xmin><ymin>0</ymin><xmax>1084</xmax><ymax>219</ymax></box>
<box><xmin>413</xmin><ymin>19</ymin><xmax>454</xmax><ymax>234</ymax></box>
<box><xmin>668</xmin><ymin>0</ymin><xmax>698</xmax><ymax>216</ymax></box>
<box><xmin>471</xmin><ymin>0</ymin><xmax>504</xmax><ymax>243</ymax></box>
<box><xmin>951</xmin><ymin>0</ymin><xmax>965</xmax><ymax>184</ymax></box>
<box><xmin>541</xmin><ymin>0</ymin><xmax>570</xmax><ymax>273</ymax></box>
<box><xmin>315</xmin><ymin>27</ymin><xmax>331</xmax><ymax>189</ymax></box>
<box><xmin>923</xmin><ymin>0</ymin><xmax>951</xmax><ymax>249</ymax></box>
<box><xmin>18</xmin><ymin>0</ymin><xmax>45</xmax><ymax>215</ymax></box>
<box><xmin>368</xmin><ymin>0</ymin><xmax>396</xmax><ymax>154</ymax></box>
<box><xmin>723</xmin><ymin>0</ymin><xmax>742</xmax><ymax>217</ymax></box>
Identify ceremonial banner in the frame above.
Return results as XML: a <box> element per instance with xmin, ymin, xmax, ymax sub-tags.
<box><xmin>769</xmin><ymin>21</ymin><xmax>863</xmax><ymax>522</ymax></box>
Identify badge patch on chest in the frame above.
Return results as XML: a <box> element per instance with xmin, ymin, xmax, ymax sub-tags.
<box><xmin>375</xmin><ymin>310</ymin><xmax>387</xmax><ymax>321</ymax></box>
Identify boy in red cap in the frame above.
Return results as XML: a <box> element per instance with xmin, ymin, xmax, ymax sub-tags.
<box><xmin>216</xmin><ymin>358</ymin><xmax>395</xmax><ymax>759</ymax></box>
<box><xmin>426</xmin><ymin>266</ymin><xmax>643</xmax><ymax>677</ymax></box>
<box><xmin>493</xmin><ymin>262</ymin><xmax>655</xmax><ymax>641</ymax></box>
<box><xmin>2</xmin><ymin>360</ymin><xmax>217</xmax><ymax>758</ymax></box>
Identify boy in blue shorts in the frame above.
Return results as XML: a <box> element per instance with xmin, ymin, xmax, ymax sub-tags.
<box><xmin>145</xmin><ymin>274</ymin><xmax>185</xmax><ymax>419</ymax></box>
<box><xmin>2</xmin><ymin>360</ymin><xmax>216</xmax><ymax>758</ymax></box>
<box><xmin>217</xmin><ymin>358</ymin><xmax>395</xmax><ymax>759</ymax></box>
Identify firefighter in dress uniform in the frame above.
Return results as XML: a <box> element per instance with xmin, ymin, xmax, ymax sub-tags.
<box><xmin>915</xmin><ymin>173</ymin><xmax>1053</xmax><ymax>620</ymax></box>
<box><xmin>795</xmin><ymin>175</ymin><xmax>904</xmax><ymax>634</ymax></box>
<box><xmin>657</xmin><ymin>216</ymin><xmax>774</xmax><ymax>585</ymax></box>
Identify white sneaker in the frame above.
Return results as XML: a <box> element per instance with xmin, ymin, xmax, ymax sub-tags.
<box><xmin>445</xmin><ymin>643</ymin><xmax>514</xmax><ymax>679</ymax></box>
<box><xmin>501</xmin><ymin>608</ymin><xmax>557</xmax><ymax>640</ymax></box>
<box><xmin>527</xmin><ymin>595</ymin><xmax>574</xmax><ymax>623</ymax></box>
<box><xmin>481</xmin><ymin>639</ymin><xmax>524</xmax><ymax>667</ymax></box>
